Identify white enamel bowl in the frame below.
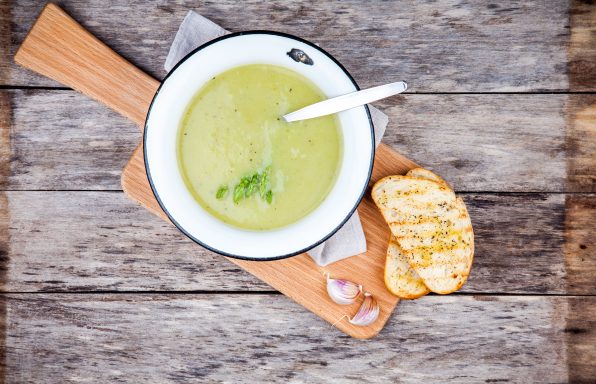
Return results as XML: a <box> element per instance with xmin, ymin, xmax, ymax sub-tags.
<box><xmin>144</xmin><ymin>31</ymin><xmax>374</xmax><ymax>260</ymax></box>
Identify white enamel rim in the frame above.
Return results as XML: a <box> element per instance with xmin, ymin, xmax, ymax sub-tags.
<box><xmin>144</xmin><ymin>31</ymin><xmax>375</xmax><ymax>261</ymax></box>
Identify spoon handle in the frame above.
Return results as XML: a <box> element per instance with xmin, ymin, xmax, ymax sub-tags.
<box><xmin>282</xmin><ymin>80</ymin><xmax>407</xmax><ymax>122</ymax></box>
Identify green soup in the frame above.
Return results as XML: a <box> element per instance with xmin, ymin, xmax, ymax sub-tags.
<box><xmin>178</xmin><ymin>64</ymin><xmax>342</xmax><ymax>230</ymax></box>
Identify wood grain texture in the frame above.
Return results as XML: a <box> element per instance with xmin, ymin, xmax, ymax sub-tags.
<box><xmin>14</xmin><ymin>3</ymin><xmax>159</xmax><ymax>126</ymax></box>
<box><xmin>0</xmin><ymin>93</ymin><xmax>10</xmax><ymax>190</ymax></box>
<box><xmin>1</xmin><ymin>0</ymin><xmax>594</xmax><ymax>378</ymax></box>
<box><xmin>2</xmin><ymin>191</ymin><xmax>593</xmax><ymax>295</ymax></box>
<box><xmin>569</xmin><ymin>0</ymin><xmax>596</xmax><ymax>92</ymax></box>
<box><xmin>2</xmin><ymin>0</ymin><xmax>584</xmax><ymax>92</ymax></box>
<box><xmin>0</xmin><ymin>0</ymin><xmax>10</xmax><ymax>87</ymax></box>
<box><xmin>565</xmin><ymin>293</ymin><xmax>596</xmax><ymax>383</ymax></box>
<box><xmin>2</xmin><ymin>90</ymin><xmax>594</xmax><ymax>192</ymax></box>
<box><xmin>564</xmin><ymin>195</ymin><xmax>596</xmax><ymax>297</ymax></box>
<box><xmin>566</xmin><ymin>96</ymin><xmax>596</xmax><ymax>192</ymax></box>
<box><xmin>4</xmin><ymin>90</ymin><xmax>139</xmax><ymax>190</ymax></box>
<box><xmin>3</xmin><ymin>294</ymin><xmax>594</xmax><ymax>383</ymax></box>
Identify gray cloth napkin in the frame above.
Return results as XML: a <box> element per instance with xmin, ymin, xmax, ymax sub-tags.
<box><xmin>165</xmin><ymin>11</ymin><xmax>388</xmax><ymax>266</ymax></box>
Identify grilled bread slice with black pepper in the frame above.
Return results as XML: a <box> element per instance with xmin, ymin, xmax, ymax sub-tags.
<box><xmin>372</xmin><ymin>175</ymin><xmax>474</xmax><ymax>294</ymax></box>
<box><xmin>399</xmin><ymin>196</ymin><xmax>474</xmax><ymax>294</ymax></box>
<box><xmin>385</xmin><ymin>236</ymin><xmax>430</xmax><ymax>299</ymax></box>
<box><xmin>382</xmin><ymin>168</ymin><xmax>449</xmax><ymax>299</ymax></box>
<box><xmin>372</xmin><ymin>176</ymin><xmax>456</xmax><ymax>239</ymax></box>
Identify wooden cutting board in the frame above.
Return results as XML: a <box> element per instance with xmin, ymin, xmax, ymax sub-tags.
<box><xmin>15</xmin><ymin>3</ymin><xmax>418</xmax><ymax>338</ymax></box>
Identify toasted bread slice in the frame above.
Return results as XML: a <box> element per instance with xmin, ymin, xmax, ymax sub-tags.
<box><xmin>372</xmin><ymin>175</ymin><xmax>474</xmax><ymax>294</ymax></box>
<box><xmin>385</xmin><ymin>236</ymin><xmax>430</xmax><ymax>299</ymax></box>
<box><xmin>384</xmin><ymin>169</ymin><xmax>445</xmax><ymax>299</ymax></box>
<box><xmin>372</xmin><ymin>176</ymin><xmax>456</xmax><ymax>239</ymax></box>
<box><xmin>400</xmin><ymin>196</ymin><xmax>474</xmax><ymax>294</ymax></box>
<box><xmin>407</xmin><ymin>168</ymin><xmax>451</xmax><ymax>189</ymax></box>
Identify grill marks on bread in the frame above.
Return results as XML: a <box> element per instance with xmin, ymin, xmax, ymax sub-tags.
<box><xmin>374</xmin><ymin>169</ymin><xmax>474</xmax><ymax>295</ymax></box>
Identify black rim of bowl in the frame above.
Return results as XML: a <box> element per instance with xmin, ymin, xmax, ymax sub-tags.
<box><xmin>143</xmin><ymin>30</ymin><xmax>375</xmax><ymax>261</ymax></box>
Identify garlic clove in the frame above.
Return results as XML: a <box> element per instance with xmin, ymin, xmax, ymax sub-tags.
<box><xmin>349</xmin><ymin>292</ymin><xmax>380</xmax><ymax>326</ymax></box>
<box><xmin>326</xmin><ymin>273</ymin><xmax>362</xmax><ymax>305</ymax></box>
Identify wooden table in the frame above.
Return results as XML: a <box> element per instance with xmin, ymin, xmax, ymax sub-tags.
<box><xmin>0</xmin><ymin>1</ymin><xmax>594</xmax><ymax>382</ymax></box>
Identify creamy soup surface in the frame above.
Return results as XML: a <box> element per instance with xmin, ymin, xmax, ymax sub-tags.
<box><xmin>178</xmin><ymin>64</ymin><xmax>342</xmax><ymax>230</ymax></box>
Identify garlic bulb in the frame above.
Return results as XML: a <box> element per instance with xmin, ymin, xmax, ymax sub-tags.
<box><xmin>349</xmin><ymin>292</ymin><xmax>380</xmax><ymax>326</ymax></box>
<box><xmin>326</xmin><ymin>273</ymin><xmax>362</xmax><ymax>305</ymax></box>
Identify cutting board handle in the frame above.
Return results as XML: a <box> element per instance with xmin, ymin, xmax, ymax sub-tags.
<box><xmin>14</xmin><ymin>3</ymin><xmax>159</xmax><ymax>128</ymax></box>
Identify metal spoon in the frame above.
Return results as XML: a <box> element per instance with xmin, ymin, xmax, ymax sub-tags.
<box><xmin>282</xmin><ymin>81</ymin><xmax>407</xmax><ymax>123</ymax></box>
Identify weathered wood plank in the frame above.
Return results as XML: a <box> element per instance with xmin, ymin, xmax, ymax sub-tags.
<box><xmin>2</xmin><ymin>90</ymin><xmax>138</xmax><ymax>190</ymax></box>
<box><xmin>3</xmin><ymin>0</ymin><xmax>589</xmax><ymax>91</ymax></box>
<box><xmin>3</xmin><ymin>294</ymin><xmax>594</xmax><ymax>383</ymax></box>
<box><xmin>1</xmin><ymin>190</ymin><xmax>269</xmax><ymax>292</ymax></box>
<box><xmin>564</xmin><ymin>195</ymin><xmax>596</xmax><ymax>296</ymax></box>
<box><xmin>378</xmin><ymin>94</ymin><xmax>573</xmax><ymax>192</ymax></box>
<box><xmin>0</xmin><ymin>191</ymin><xmax>593</xmax><ymax>294</ymax></box>
<box><xmin>2</xmin><ymin>90</ymin><xmax>594</xmax><ymax>192</ymax></box>
<box><xmin>569</xmin><ymin>0</ymin><xmax>596</xmax><ymax>92</ymax></box>
<box><xmin>565</xmin><ymin>295</ymin><xmax>596</xmax><ymax>383</ymax></box>
<box><xmin>566</xmin><ymin>96</ymin><xmax>596</xmax><ymax>192</ymax></box>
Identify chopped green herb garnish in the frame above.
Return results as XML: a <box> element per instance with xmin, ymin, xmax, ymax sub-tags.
<box><xmin>259</xmin><ymin>166</ymin><xmax>270</xmax><ymax>198</ymax></box>
<box><xmin>219</xmin><ymin>166</ymin><xmax>274</xmax><ymax>204</ymax></box>
<box><xmin>216</xmin><ymin>185</ymin><xmax>228</xmax><ymax>199</ymax></box>
<box><xmin>237</xmin><ymin>175</ymin><xmax>249</xmax><ymax>198</ymax></box>
<box><xmin>265</xmin><ymin>190</ymin><xmax>273</xmax><ymax>204</ymax></box>
<box><xmin>246</xmin><ymin>173</ymin><xmax>260</xmax><ymax>197</ymax></box>
<box><xmin>217</xmin><ymin>166</ymin><xmax>273</xmax><ymax>204</ymax></box>
<box><xmin>233</xmin><ymin>183</ymin><xmax>244</xmax><ymax>204</ymax></box>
